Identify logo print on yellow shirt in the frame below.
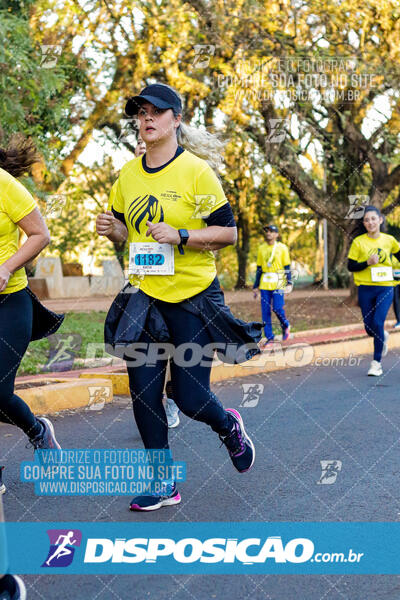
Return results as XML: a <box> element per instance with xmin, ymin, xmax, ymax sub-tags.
<box><xmin>368</xmin><ymin>247</ymin><xmax>387</xmax><ymax>263</ymax></box>
<box><xmin>127</xmin><ymin>194</ymin><xmax>164</xmax><ymax>234</ymax></box>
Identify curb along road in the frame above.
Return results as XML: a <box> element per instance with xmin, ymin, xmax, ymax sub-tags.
<box><xmin>14</xmin><ymin>323</ymin><xmax>400</xmax><ymax>415</ymax></box>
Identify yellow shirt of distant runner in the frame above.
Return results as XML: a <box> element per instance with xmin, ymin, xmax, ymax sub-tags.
<box><xmin>257</xmin><ymin>242</ymin><xmax>290</xmax><ymax>291</ymax></box>
<box><xmin>0</xmin><ymin>167</ymin><xmax>36</xmax><ymax>294</ymax></box>
<box><xmin>109</xmin><ymin>150</ymin><xmax>228</xmax><ymax>303</ymax></box>
<box><xmin>348</xmin><ymin>233</ymin><xmax>400</xmax><ymax>286</ymax></box>
<box><xmin>392</xmin><ymin>255</ymin><xmax>400</xmax><ymax>286</ymax></box>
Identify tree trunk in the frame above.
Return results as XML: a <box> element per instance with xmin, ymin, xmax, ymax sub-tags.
<box><xmin>341</xmin><ymin>222</ymin><xmax>359</xmax><ymax>305</ymax></box>
<box><xmin>348</xmin><ymin>276</ymin><xmax>359</xmax><ymax>306</ymax></box>
<box><xmin>327</xmin><ymin>222</ymin><xmax>345</xmax><ymax>272</ymax></box>
<box><xmin>235</xmin><ymin>212</ymin><xmax>250</xmax><ymax>289</ymax></box>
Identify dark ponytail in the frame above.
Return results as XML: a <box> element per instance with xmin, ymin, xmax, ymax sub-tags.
<box><xmin>350</xmin><ymin>205</ymin><xmax>386</xmax><ymax>240</ymax></box>
<box><xmin>0</xmin><ymin>134</ymin><xmax>39</xmax><ymax>178</ymax></box>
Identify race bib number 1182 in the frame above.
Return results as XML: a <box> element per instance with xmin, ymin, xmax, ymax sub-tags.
<box><xmin>129</xmin><ymin>243</ymin><xmax>174</xmax><ymax>275</ymax></box>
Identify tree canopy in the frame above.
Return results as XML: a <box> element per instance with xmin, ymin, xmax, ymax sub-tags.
<box><xmin>2</xmin><ymin>0</ymin><xmax>399</xmax><ymax>286</ymax></box>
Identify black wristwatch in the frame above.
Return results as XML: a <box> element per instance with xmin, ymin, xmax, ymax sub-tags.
<box><xmin>177</xmin><ymin>229</ymin><xmax>189</xmax><ymax>255</ymax></box>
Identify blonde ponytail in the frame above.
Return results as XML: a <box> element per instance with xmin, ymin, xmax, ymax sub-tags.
<box><xmin>176</xmin><ymin>122</ymin><xmax>225</xmax><ymax>172</ymax></box>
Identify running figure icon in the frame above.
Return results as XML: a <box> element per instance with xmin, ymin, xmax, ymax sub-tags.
<box><xmin>45</xmin><ymin>531</ymin><xmax>78</xmax><ymax>567</ymax></box>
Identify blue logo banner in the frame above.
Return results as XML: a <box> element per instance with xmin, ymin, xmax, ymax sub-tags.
<box><xmin>0</xmin><ymin>522</ymin><xmax>6</xmax><ymax>575</ymax></box>
<box><xmin>1</xmin><ymin>522</ymin><xmax>400</xmax><ymax>574</ymax></box>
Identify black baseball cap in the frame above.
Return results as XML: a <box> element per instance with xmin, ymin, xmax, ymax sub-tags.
<box><xmin>263</xmin><ymin>224</ymin><xmax>279</xmax><ymax>233</ymax></box>
<box><xmin>125</xmin><ymin>84</ymin><xmax>182</xmax><ymax>116</ymax></box>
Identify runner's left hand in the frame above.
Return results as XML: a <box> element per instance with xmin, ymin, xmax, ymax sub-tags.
<box><xmin>146</xmin><ymin>221</ymin><xmax>181</xmax><ymax>244</ymax></box>
<box><xmin>283</xmin><ymin>283</ymin><xmax>294</xmax><ymax>294</ymax></box>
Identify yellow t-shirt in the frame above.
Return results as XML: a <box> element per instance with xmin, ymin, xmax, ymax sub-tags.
<box><xmin>109</xmin><ymin>150</ymin><xmax>229</xmax><ymax>303</ymax></box>
<box><xmin>348</xmin><ymin>233</ymin><xmax>400</xmax><ymax>286</ymax></box>
<box><xmin>257</xmin><ymin>241</ymin><xmax>290</xmax><ymax>291</ymax></box>
<box><xmin>0</xmin><ymin>168</ymin><xmax>36</xmax><ymax>294</ymax></box>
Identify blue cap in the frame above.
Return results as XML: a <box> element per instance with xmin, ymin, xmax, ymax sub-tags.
<box><xmin>125</xmin><ymin>84</ymin><xmax>182</xmax><ymax>116</ymax></box>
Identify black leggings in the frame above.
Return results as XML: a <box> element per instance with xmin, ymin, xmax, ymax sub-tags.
<box><xmin>126</xmin><ymin>298</ymin><xmax>231</xmax><ymax>449</ymax></box>
<box><xmin>0</xmin><ymin>288</ymin><xmax>40</xmax><ymax>437</ymax></box>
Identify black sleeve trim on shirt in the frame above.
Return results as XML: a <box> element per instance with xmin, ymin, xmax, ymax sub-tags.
<box><xmin>347</xmin><ymin>258</ymin><xmax>368</xmax><ymax>272</ymax></box>
<box><xmin>111</xmin><ymin>208</ymin><xmax>126</xmax><ymax>226</ymax></box>
<box><xmin>393</xmin><ymin>250</ymin><xmax>400</xmax><ymax>262</ymax></box>
<box><xmin>284</xmin><ymin>264</ymin><xmax>292</xmax><ymax>284</ymax></box>
<box><xmin>253</xmin><ymin>266</ymin><xmax>262</xmax><ymax>289</ymax></box>
<box><xmin>203</xmin><ymin>203</ymin><xmax>236</xmax><ymax>227</ymax></box>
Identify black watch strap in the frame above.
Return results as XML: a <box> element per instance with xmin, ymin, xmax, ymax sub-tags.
<box><xmin>178</xmin><ymin>229</ymin><xmax>189</xmax><ymax>255</ymax></box>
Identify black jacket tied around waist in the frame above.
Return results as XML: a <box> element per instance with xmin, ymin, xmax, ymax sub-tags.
<box><xmin>104</xmin><ymin>277</ymin><xmax>263</xmax><ymax>364</ymax></box>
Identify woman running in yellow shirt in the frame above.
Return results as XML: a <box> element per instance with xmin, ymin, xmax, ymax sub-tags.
<box><xmin>0</xmin><ymin>137</ymin><xmax>61</xmax><ymax>459</ymax></box>
<box><xmin>97</xmin><ymin>83</ymin><xmax>262</xmax><ymax>511</ymax></box>
<box><xmin>348</xmin><ymin>205</ymin><xmax>400</xmax><ymax>376</ymax></box>
<box><xmin>134</xmin><ymin>136</ymin><xmax>179</xmax><ymax>428</ymax></box>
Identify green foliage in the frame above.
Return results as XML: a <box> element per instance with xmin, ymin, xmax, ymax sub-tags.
<box><xmin>216</xmin><ymin>246</ymin><xmax>238</xmax><ymax>290</ymax></box>
<box><xmin>0</xmin><ymin>7</ymin><xmax>88</xmax><ymax>162</ymax></box>
<box><xmin>386</xmin><ymin>208</ymin><xmax>400</xmax><ymax>239</ymax></box>
<box><xmin>43</xmin><ymin>159</ymin><xmax>125</xmax><ymax>267</ymax></box>
<box><xmin>19</xmin><ymin>311</ymin><xmax>107</xmax><ymax>374</ymax></box>
<box><xmin>43</xmin><ymin>161</ymin><xmax>116</xmax><ymax>266</ymax></box>
<box><xmin>3</xmin><ymin>0</ymin><xmax>400</xmax><ymax>285</ymax></box>
<box><xmin>45</xmin><ymin>193</ymin><xmax>96</xmax><ymax>264</ymax></box>
<box><xmin>0</xmin><ymin>0</ymin><xmax>36</xmax><ymax>16</ymax></box>
<box><xmin>328</xmin><ymin>266</ymin><xmax>350</xmax><ymax>289</ymax></box>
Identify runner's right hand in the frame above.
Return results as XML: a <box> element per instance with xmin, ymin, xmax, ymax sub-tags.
<box><xmin>367</xmin><ymin>254</ymin><xmax>379</xmax><ymax>265</ymax></box>
<box><xmin>96</xmin><ymin>211</ymin><xmax>115</xmax><ymax>236</ymax></box>
<box><xmin>253</xmin><ymin>289</ymin><xmax>259</xmax><ymax>299</ymax></box>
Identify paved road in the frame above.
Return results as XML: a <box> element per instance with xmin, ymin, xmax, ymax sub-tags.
<box><xmin>1</xmin><ymin>352</ymin><xmax>400</xmax><ymax>599</ymax></box>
